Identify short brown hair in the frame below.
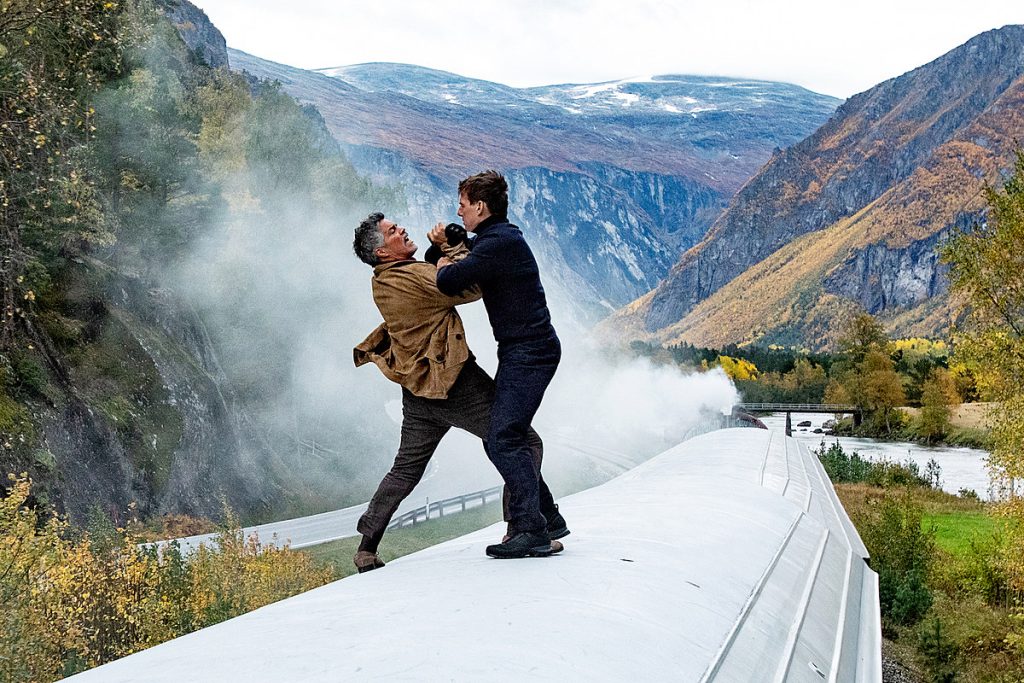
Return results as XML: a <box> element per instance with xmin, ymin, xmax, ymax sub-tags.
<box><xmin>458</xmin><ymin>170</ymin><xmax>508</xmax><ymax>217</ymax></box>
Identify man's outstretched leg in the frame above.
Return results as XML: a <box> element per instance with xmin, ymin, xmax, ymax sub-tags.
<box><xmin>354</xmin><ymin>394</ymin><xmax>449</xmax><ymax>572</ymax></box>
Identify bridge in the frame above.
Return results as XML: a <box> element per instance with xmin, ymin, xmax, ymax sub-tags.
<box><xmin>734</xmin><ymin>403</ymin><xmax>863</xmax><ymax>435</ymax></box>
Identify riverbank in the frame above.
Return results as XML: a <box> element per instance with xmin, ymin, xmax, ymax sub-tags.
<box><xmin>831</xmin><ymin>419</ymin><xmax>988</xmax><ymax>449</ymax></box>
<box><xmin>895</xmin><ymin>403</ymin><xmax>992</xmax><ymax>448</ymax></box>
<box><xmin>754</xmin><ymin>403</ymin><xmax>990</xmax><ymax>449</ymax></box>
<box><xmin>834</xmin><ymin>481</ymin><xmax>1021</xmax><ymax>682</ymax></box>
<box><xmin>759</xmin><ymin>412</ymin><xmax>993</xmax><ymax>499</ymax></box>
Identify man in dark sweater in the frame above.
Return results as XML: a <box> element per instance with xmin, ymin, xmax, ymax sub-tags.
<box><xmin>436</xmin><ymin>170</ymin><xmax>562</xmax><ymax>559</ymax></box>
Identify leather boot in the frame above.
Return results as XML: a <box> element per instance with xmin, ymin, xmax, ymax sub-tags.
<box><xmin>353</xmin><ymin>550</ymin><xmax>386</xmax><ymax>573</ymax></box>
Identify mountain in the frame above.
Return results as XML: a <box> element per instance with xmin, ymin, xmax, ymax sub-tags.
<box><xmin>607</xmin><ymin>25</ymin><xmax>1024</xmax><ymax>348</ymax></box>
<box><xmin>229</xmin><ymin>51</ymin><xmax>839</xmax><ymax>315</ymax></box>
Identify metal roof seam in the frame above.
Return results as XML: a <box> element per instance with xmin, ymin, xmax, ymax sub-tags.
<box><xmin>859</xmin><ymin>570</ymin><xmax>884</xmax><ymax>678</ymax></box>
<box><xmin>759</xmin><ymin>431</ymin><xmax>774</xmax><ymax>487</ymax></box>
<box><xmin>699</xmin><ymin>510</ymin><xmax>804</xmax><ymax>683</ymax></box>
<box><xmin>772</xmin><ymin>525</ymin><xmax>831</xmax><ymax>683</ymax></box>
<box><xmin>800</xmin><ymin>439</ymin><xmax>870</xmax><ymax>559</ymax></box>
<box><xmin>783</xmin><ymin>437</ymin><xmax>814</xmax><ymax>514</ymax></box>
<box><xmin>827</xmin><ymin>545</ymin><xmax>855</xmax><ymax>683</ymax></box>
<box><xmin>781</xmin><ymin>436</ymin><xmax>793</xmax><ymax>498</ymax></box>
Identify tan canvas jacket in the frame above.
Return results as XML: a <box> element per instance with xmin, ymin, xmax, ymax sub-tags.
<box><xmin>353</xmin><ymin>243</ymin><xmax>480</xmax><ymax>399</ymax></box>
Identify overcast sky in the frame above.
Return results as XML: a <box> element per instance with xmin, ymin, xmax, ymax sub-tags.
<box><xmin>190</xmin><ymin>1</ymin><xmax>1024</xmax><ymax>98</ymax></box>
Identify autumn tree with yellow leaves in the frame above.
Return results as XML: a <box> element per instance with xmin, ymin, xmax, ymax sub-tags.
<box><xmin>828</xmin><ymin>313</ymin><xmax>906</xmax><ymax>434</ymax></box>
<box><xmin>0</xmin><ymin>0</ymin><xmax>125</xmax><ymax>353</ymax></box>
<box><xmin>942</xmin><ymin>151</ymin><xmax>1024</xmax><ymax>610</ymax></box>
<box><xmin>918</xmin><ymin>367</ymin><xmax>958</xmax><ymax>444</ymax></box>
<box><xmin>943</xmin><ymin>152</ymin><xmax>1024</xmax><ymax>495</ymax></box>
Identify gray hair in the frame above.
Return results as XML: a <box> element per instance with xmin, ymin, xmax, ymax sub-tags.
<box><xmin>354</xmin><ymin>212</ymin><xmax>386</xmax><ymax>265</ymax></box>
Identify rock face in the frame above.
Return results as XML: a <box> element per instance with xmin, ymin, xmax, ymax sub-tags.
<box><xmin>821</xmin><ymin>228</ymin><xmax>953</xmax><ymax>315</ymax></box>
<box><xmin>580</xmin><ymin>163</ymin><xmax>725</xmax><ymax>253</ymax></box>
<box><xmin>612</xmin><ymin>25</ymin><xmax>1024</xmax><ymax>347</ymax></box>
<box><xmin>229</xmin><ymin>50</ymin><xmax>838</xmax><ymax>316</ymax></box>
<box><xmin>157</xmin><ymin>0</ymin><xmax>229</xmax><ymax>69</ymax></box>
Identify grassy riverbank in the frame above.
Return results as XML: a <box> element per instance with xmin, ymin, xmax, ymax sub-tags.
<box><xmin>825</xmin><ymin>403</ymin><xmax>992</xmax><ymax>450</ymax></box>
<box><xmin>830</xmin><ymin>450</ymin><xmax>1022</xmax><ymax>682</ymax></box>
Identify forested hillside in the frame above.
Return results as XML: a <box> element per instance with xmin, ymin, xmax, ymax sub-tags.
<box><xmin>1</xmin><ymin>0</ymin><xmax>398</xmax><ymax>525</ymax></box>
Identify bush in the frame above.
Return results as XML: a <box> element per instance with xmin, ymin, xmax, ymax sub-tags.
<box><xmin>10</xmin><ymin>354</ymin><xmax>47</xmax><ymax>397</ymax></box>
<box><xmin>957</xmin><ymin>487</ymin><xmax>980</xmax><ymax>501</ymax></box>
<box><xmin>867</xmin><ymin>458</ymin><xmax>929</xmax><ymax>488</ymax></box>
<box><xmin>815</xmin><ymin>440</ymin><xmax>875</xmax><ymax>482</ymax></box>
<box><xmin>814</xmin><ymin>440</ymin><xmax>931</xmax><ymax>488</ymax></box>
<box><xmin>915</xmin><ymin>591</ymin><xmax>1024</xmax><ymax>683</ymax></box>
<box><xmin>858</xmin><ymin>492</ymin><xmax>936</xmax><ymax>630</ymax></box>
<box><xmin>0</xmin><ymin>475</ymin><xmax>335</xmax><ymax>681</ymax></box>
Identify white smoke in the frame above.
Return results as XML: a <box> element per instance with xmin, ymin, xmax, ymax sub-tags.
<box><xmin>388</xmin><ymin>245</ymin><xmax>740</xmax><ymax>501</ymax></box>
<box><xmin>171</xmin><ymin>163</ymin><xmax>737</xmax><ymax>512</ymax></box>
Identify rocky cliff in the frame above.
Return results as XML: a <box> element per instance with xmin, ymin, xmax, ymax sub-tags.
<box><xmin>609</xmin><ymin>25</ymin><xmax>1024</xmax><ymax>348</ymax></box>
<box><xmin>6</xmin><ymin>4</ymin><xmax>294</xmax><ymax>525</ymax></box>
<box><xmin>158</xmin><ymin>0</ymin><xmax>228</xmax><ymax>69</ymax></box>
<box><xmin>1</xmin><ymin>1</ymin><xmax>396</xmax><ymax>525</ymax></box>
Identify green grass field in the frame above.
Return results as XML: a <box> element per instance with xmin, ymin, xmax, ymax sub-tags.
<box><xmin>299</xmin><ymin>502</ymin><xmax>505</xmax><ymax>578</ymax></box>
<box><xmin>923</xmin><ymin>510</ymin><xmax>998</xmax><ymax>556</ymax></box>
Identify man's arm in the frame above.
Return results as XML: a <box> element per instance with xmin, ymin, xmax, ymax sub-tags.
<box><xmin>425</xmin><ymin>269</ymin><xmax>481</xmax><ymax>306</ymax></box>
<box><xmin>416</xmin><ymin>225</ymin><xmax>481</xmax><ymax>305</ymax></box>
<box><xmin>436</xmin><ymin>236</ymin><xmax>493</xmax><ymax>296</ymax></box>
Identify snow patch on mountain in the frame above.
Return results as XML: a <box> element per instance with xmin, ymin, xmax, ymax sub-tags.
<box><xmin>614</xmin><ymin>92</ymin><xmax>640</xmax><ymax>106</ymax></box>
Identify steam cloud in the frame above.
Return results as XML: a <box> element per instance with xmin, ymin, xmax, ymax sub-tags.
<box><xmin>171</xmin><ymin>157</ymin><xmax>738</xmax><ymax>512</ymax></box>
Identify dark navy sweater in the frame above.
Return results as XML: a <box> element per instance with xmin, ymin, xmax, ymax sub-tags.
<box><xmin>435</xmin><ymin>216</ymin><xmax>556</xmax><ymax>345</ymax></box>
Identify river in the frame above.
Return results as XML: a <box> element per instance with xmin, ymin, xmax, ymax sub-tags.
<box><xmin>758</xmin><ymin>412</ymin><xmax>993</xmax><ymax>500</ymax></box>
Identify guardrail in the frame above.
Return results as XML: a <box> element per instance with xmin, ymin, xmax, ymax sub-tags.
<box><xmin>387</xmin><ymin>486</ymin><xmax>504</xmax><ymax>530</ymax></box>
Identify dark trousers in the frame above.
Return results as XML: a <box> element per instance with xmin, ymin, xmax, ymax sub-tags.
<box><xmin>357</xmin><ymin>361</ymin><xmax>556</xmax><ymax>550</ymax></box>
<box><xmin>490</xmin><ymin>334</ymin><xmax>561</xmax><ymax>535</ymax></box>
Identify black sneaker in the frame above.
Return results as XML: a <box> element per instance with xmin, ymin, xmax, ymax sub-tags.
<box><xmin>546</xmin><ymin>507</ymin><xmax>570</xmax><ymax>540</ymax></box>
<box><xmin>486</xmin><ymin>531</ymin><xmax>553</xmax><ymax>559</ymax></box>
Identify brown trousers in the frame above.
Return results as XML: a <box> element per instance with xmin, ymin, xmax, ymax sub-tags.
<box><xmin>357</xmin><ymin>361</ymin><xmax>556</xmax><ymax>549</ymax></box>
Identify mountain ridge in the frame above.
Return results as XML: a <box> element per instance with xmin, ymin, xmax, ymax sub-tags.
<box><xmin>606</xmin><ymin>24</ymin><xmax>1024</xmax><ymax>348</ymax></box>
<box><xmin>230</xmin><ymin>48</ymin><xmax>838</xmax><ymax>314</ymax></box>
<box><xmin>237</xmin><ymin>49</ymin><xmax>840</xmax><ymax>185</ymax></box>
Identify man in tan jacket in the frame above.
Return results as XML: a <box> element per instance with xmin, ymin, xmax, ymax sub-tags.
<box><xmin>351</xmin><ymin>213</ymin><xmax>568</xmax><ymax>573</ymax></box>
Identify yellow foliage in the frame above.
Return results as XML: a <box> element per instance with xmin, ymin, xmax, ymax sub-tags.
<box><xmin>823</xmin><ymin>378</ymin><xmax>851</xmax><ymax>405</ymax></box>
<box><xmin>716</xmin><ymin>355</ymin><xmax>758</xmax><ymax>381</ymax></box>
<box><xmin>0</xmin><ymin>476</ymin><xmax>335</xmax><ymax>681</ymax></box>
<box><xmin>919</xmin><ymin>368</ymin><xmax>958</xmax><ymax>443</ymax></box>
<box><xmin>992</xmin><ymin>498</ymin><xmax>1024</xmax><ymax>597</ymax></box>
<box><xmin>892</xmin><ymin>337</ymin><xmax>948</xmax><ymax>356</ymax></box>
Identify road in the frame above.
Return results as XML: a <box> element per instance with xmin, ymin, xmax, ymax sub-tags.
<box><xmin>156</xmin><ymin>431</ymin><xmax>665</xmax><ymax>554</ymax></box>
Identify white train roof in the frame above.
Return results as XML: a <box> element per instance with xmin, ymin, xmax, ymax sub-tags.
<box><xmin>68</xmin><ymin>428</ymin><xmax>880</xmax><ymax>682</ymax></box>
